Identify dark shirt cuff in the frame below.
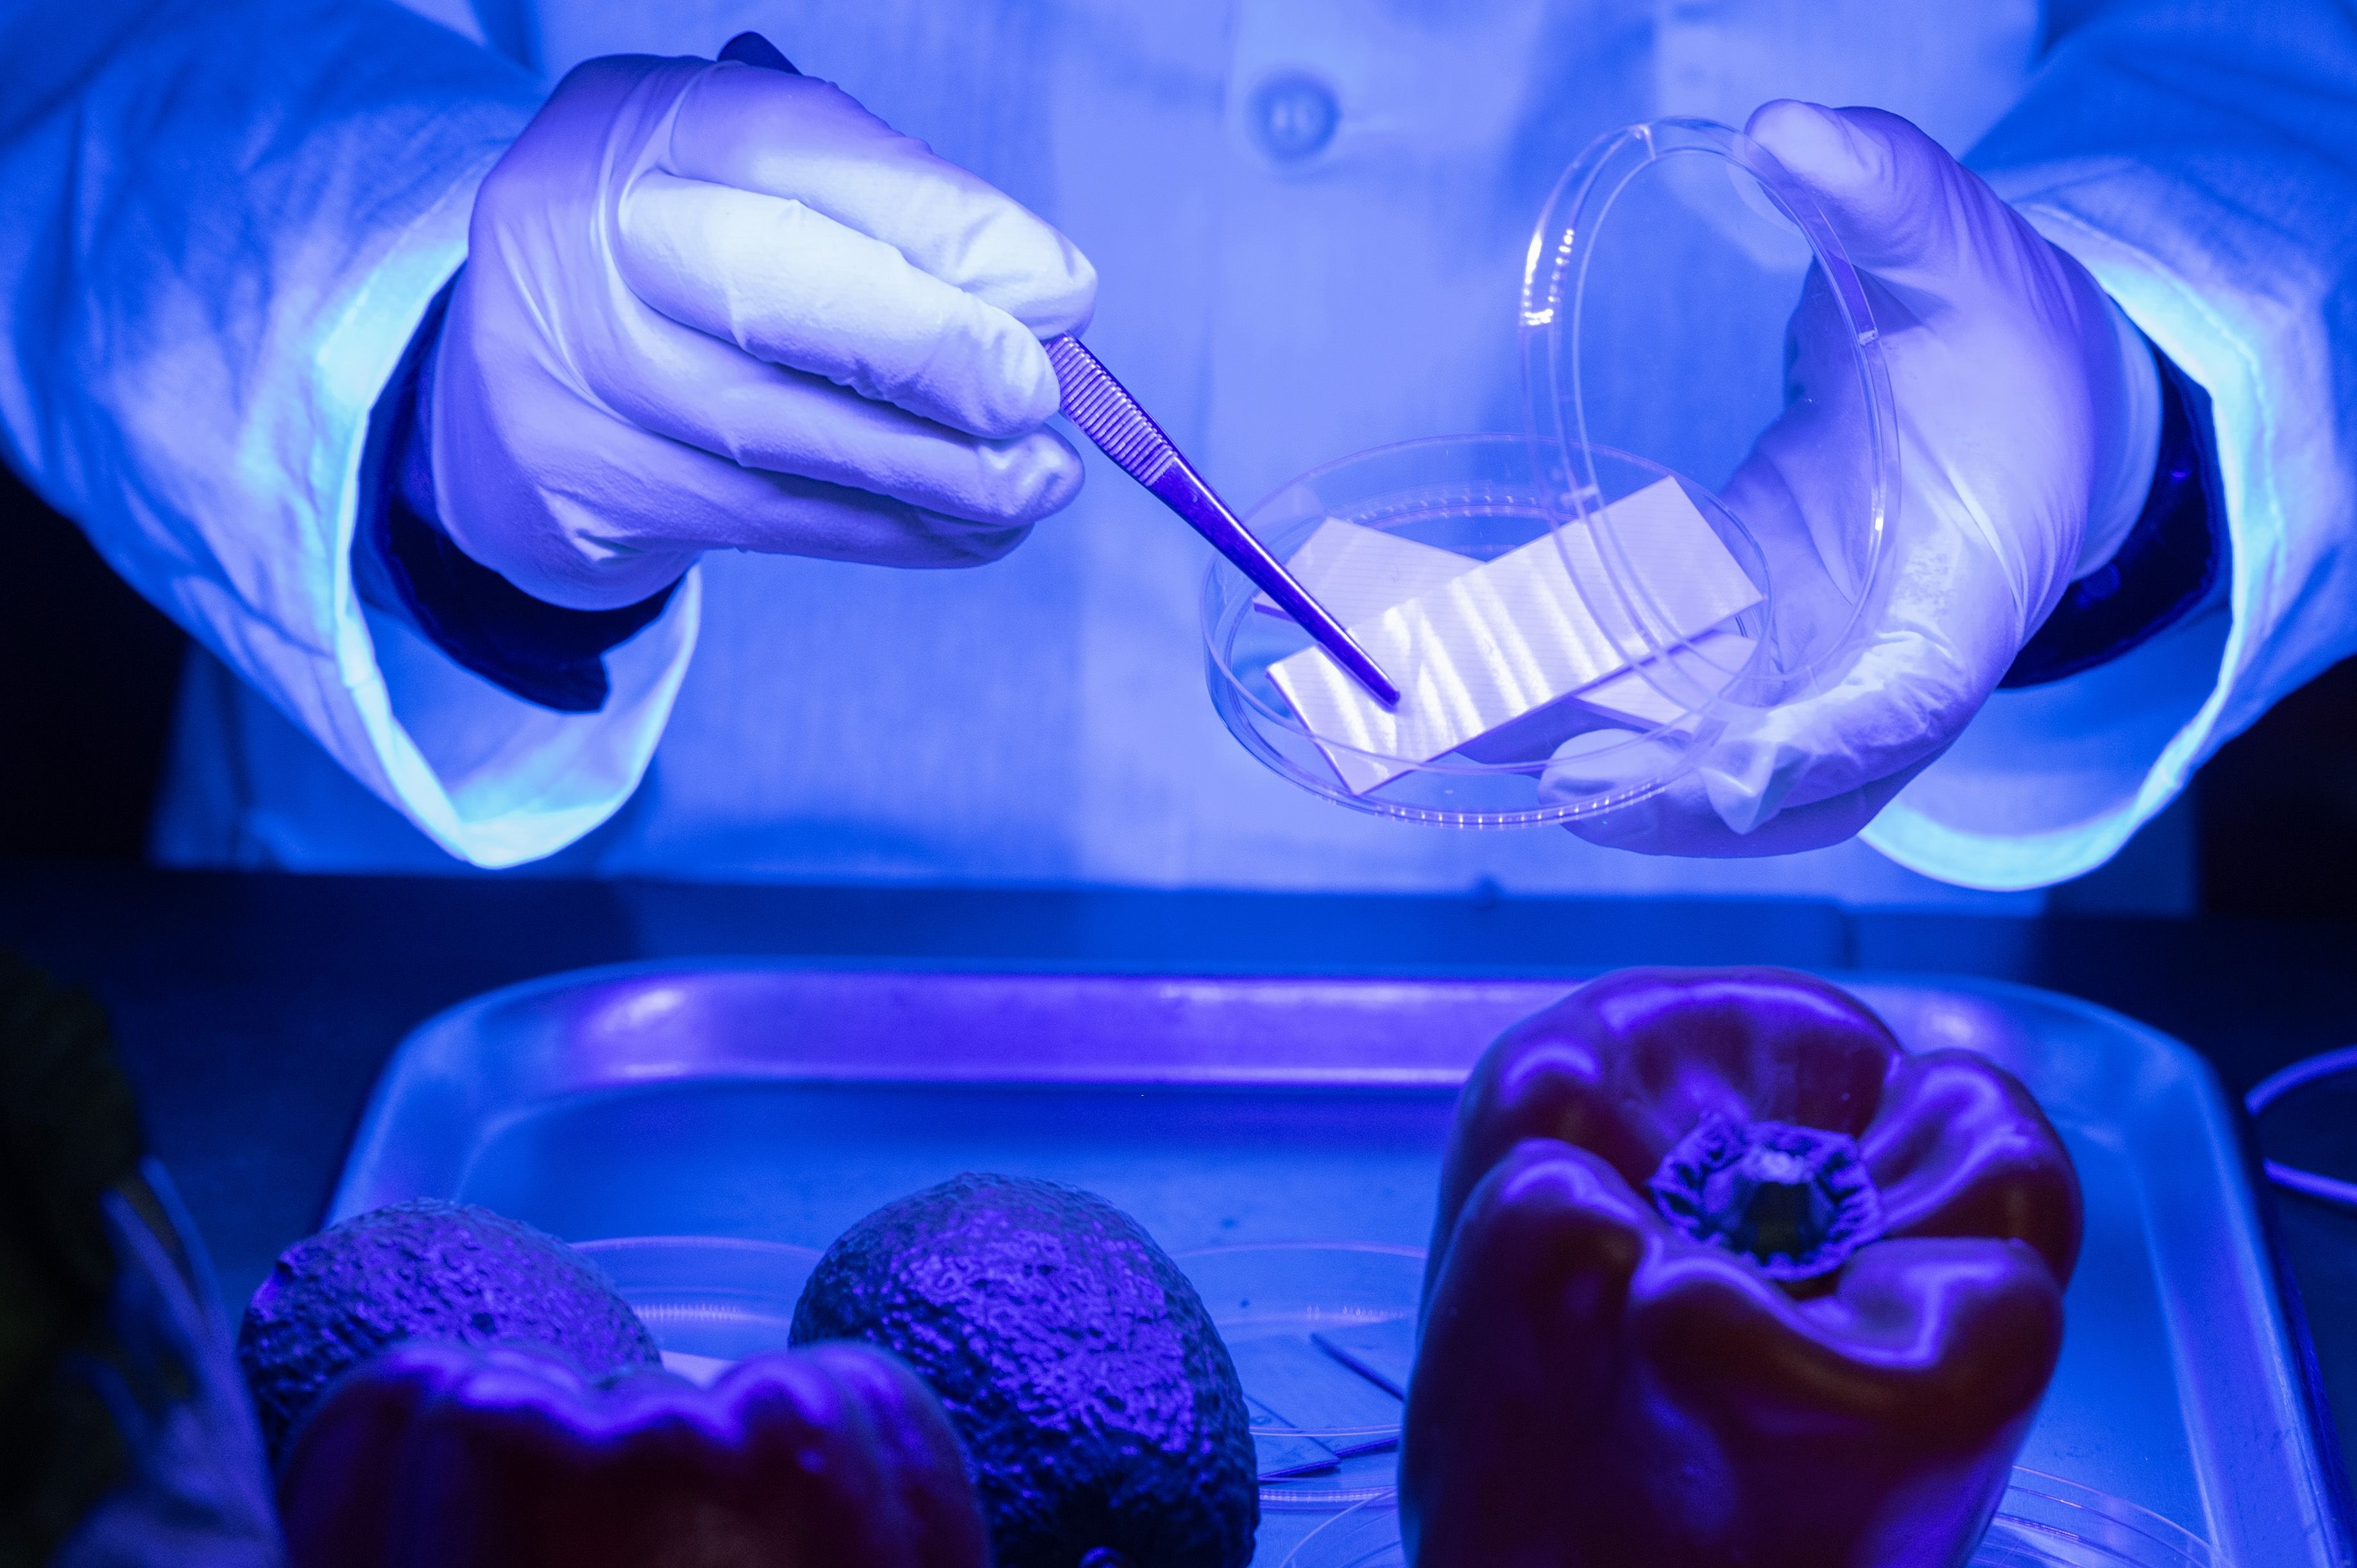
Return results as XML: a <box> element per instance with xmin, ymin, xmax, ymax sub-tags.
<box><xmin>353</xmin><ymin>284</ymin><xmax>679</xmax><ymax>714</ymax></box>
<box><xmin>2000</xmin><ymin>339</ymin><xmax>2225</xmax><ymax>690</ymax></box>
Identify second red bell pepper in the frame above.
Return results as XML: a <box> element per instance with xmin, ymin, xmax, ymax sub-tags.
<box><xmin>277</xmin><ymin>1339</ymin><xmax>989</xmax><ymax>1568</ymax></box>
<box><xmin>1404</xmin><ymin>966</ymin><xmax>2082</xmax><ymax>1568</ymax></box>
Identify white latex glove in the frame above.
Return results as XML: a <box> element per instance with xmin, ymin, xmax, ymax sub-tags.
<box><xmin>1556</xmin><ymin>102</ymin><xmax>2161</xmax><ymax>856</ymax></box>
<box><xmin>429</xmin><ymin>53</ymin><xmax>1098</xmax><ymax>609</ymax></box>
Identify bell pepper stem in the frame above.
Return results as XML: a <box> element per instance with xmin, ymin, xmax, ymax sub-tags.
<box><xmin>1647</xmin><ymin>1113</ymin><xmax>1885</xmax><ymax>1282</ymax></box>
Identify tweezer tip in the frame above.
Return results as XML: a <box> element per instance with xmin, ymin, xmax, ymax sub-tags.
<box><xmin>1345</xmin><ymin>658</ymin><xmax>1400</xmax><ymax>709</ymax></box>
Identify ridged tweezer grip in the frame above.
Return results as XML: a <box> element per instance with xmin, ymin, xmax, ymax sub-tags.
<box><xmin>1041</xmin><ymin>334</ymin><xmax>1400</xmax><ymax>708</ymax></box>
<box><xmin>1044</xmin><ymin>335</ymin><xmax>1179</xmax><ymax>486</ymax></box>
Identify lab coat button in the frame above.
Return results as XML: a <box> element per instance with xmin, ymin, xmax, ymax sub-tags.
<box><xmin>1249</xmin><ymin>72</ymin><xmax>1340</xmax><ymax>162</ymax></box>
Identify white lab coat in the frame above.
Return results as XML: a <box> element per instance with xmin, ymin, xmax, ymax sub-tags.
<box><xmin>2</xmin><ymin>0</ymin><xmax>2349</xmax><ymax>903</ymax></box>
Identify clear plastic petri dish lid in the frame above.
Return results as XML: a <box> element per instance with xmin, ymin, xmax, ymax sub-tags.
<box><xmin>1279</xmin><ymin>1471</ymin><xmax>2217</xmax><ymax>1568</ymax></box>
<box><xmin>1204</xmin><ymin>118</ymin><xmax>1894</xmax><ymax>826</ymax></box>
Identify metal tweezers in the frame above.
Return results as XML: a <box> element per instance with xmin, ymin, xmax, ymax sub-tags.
<box><xmin>1045</xmin><ymin>337</ymin><xmax>1400</xmax><ymax>707</ymax></box>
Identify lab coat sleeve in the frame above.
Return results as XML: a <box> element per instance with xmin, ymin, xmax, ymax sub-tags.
<box><xmin>1863</xmin><ymin>0</ymin><xmax>2357</xmax><ymax>889</ymax></box>
<box><xmin>0</xmin><ymin>0</ymin><xmax>701</xmax><ymax>869</ymax></box>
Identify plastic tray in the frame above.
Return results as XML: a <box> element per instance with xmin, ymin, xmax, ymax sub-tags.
<box><xmin>332</xmin><ymin>964</ymin><xmax>2351</xmax><ymax>1567</ymax></box>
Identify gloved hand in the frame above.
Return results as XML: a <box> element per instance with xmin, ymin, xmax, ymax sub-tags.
<box><xmin>427</xmin><ymin>51</ymin><xmax>1097</xmax><ymax>610</ymax></box>
<box><xmin>1554</xmin><ymin>101</ymin><xmax>2160</xmax><ymax>855</ymax></box>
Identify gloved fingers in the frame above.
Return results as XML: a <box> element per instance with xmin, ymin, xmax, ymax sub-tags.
<box><xmin>582</xmin><ymin>305</ymin><xmax>1085</xmax><ymax>527</ymax></box>
<box><xmin>618</xmin><ymin>171</ymin><xmax>1060</xmax><ymax>439</ymax></box>
<box><xmin>1744</xmin><ymin>101</ymin><xmax>2045</xmax><ymax>321</ymax></box>
<box><xmin>1540</xmin><ymin>583</ymin><xmax>1988</xmax><ymax>855</ymax></box>
<box><xmin>665</xmin><ymin>65</ymin><xmax>1097</xmax><ymax>338</ymax></box>
<box><xmin>1537</xmin><ymin>727</ymin><xmax>1897</xmax><ymax>856</ymax></box>
<box><xmin>1698</xmin><ymin>614</ymin><xmax>1984</xmax><ymax>824</ymax></box>
<box><xmin>541</xmin><ymin>411</ymin><xmax>1038</xmax><ymax>570</ymax></box>
<box><xmin>700</xmin><ymin>473</ymin><xmax>1037</xmax><ymax>568</ymax></box>
<box><xmin>1558</xmin><ymin>752</ymin><xmax>1928</xmax><ymax>858</ymax></box>
<box><xmin>435</xmin><ymin>407</ymin><xmax>1035</xmax><ymax>608</ymax></box>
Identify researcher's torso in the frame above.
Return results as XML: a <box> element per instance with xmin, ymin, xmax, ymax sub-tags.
<box><xmin>181</xmin><ymin>0</ymin><xmax>2047</xmax><ymax>899</ymax></box>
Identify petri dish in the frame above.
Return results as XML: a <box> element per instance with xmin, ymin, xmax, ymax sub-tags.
<box><xmin>1279</xmin><ymin>1469</ymin><xmax>2215</xmax><ymax>1568</ymax></box>
<box><xmin>574</xmin><ymin>1234</ymin><xmax>820</xmax><ymax>1385</ymax></box>
<box><xmin>1175</xmin><ymin>1243</ymin><xmax>1426</xmax><ymax>1511</ymax></box>
<box><xmin>1974</xmin><ymin>1473</ymin><xmax>2218</xmax><ymax>1568</ymax></box>
<box><xmin>1204</xmin><ymin>119</ymin><xmax>1893</xmax><ymax>827</ymax></box>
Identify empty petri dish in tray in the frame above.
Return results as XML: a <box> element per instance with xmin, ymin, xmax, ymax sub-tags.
<box><xmin>1975</xmin><ymin>1473</ymin><xmax>2217</xmax><ymax>1568</ymax></box>
<box><xmin>1175</xmin><ymin>1243</ymin><xmax>1426</xmax><ymax>1511</ymax></box>
<box><xmin>574</xmin><ymin>1235</ymin><xmax>820</xmax><ymax>1386</ymax></box>
<box><xmin>1279</xmin><ymin>1469</ymin><xmax>2217</xmax><ymax>1568</ymax></box>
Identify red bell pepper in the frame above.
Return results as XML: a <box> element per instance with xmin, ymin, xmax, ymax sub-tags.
<box><xmin>1404</xmin><ymin>967</ymin><xmax>2081</xmax><ymax>1568</ymax></box>
<box><xmin>277</xmin><ymin>1339</ymin><xmax>989</xmax><ymax>1568</ymax></box>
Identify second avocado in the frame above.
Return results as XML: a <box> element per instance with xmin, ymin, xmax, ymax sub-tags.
<box><xmin>790</xmin><ymin>1173</ymin><xmax>1257</xmax><ymax>1568</ymax></box>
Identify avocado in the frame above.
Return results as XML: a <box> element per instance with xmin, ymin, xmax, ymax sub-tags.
<box><xmin>790</xmin><ymin>1174</ymin><xmax>1257</xmax><ymax>1568</ymax></box>
<box><xmin>237</xmin><ymin>1199</ymin><xmax>659</xmax><ymax>1465</ymax></box>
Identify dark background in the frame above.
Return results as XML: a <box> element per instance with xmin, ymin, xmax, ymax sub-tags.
<box><xmin>7</xmin><ymin>457</ymin><xmax>2353</xmax><ymax>913</ymax></box>
<box><xmin>2</xmin><ymin>464</ymin><xmax>187</xmax><ymax>864</ymax></box>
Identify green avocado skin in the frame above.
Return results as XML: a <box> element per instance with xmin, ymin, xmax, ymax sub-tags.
<box><xmin>790</xmin><ymin>1175</ymin><xmax>1258</xmax><ymax>1568</ymax></box>
<box><xmin>237</xmin><ymin>1199</ymin><xmax>660</xmax><ymax>1467</ymax></box>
